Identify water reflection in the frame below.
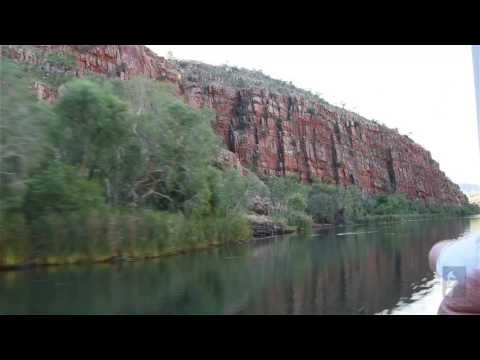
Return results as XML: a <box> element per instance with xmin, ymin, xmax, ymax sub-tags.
<box><xmin>0</xmin><ymin>217</ymin><xmax>477</xmax><ymax>315</ymax></box>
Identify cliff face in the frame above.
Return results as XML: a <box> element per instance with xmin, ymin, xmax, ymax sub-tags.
<box><xmin>1</xmin><ymin>45</ymin><xmax>179</xmax><ymax>82</ymax></box>
<box><xmin>1</xmin><ymin>45</ymin><xmax>468</xmax><ymax>205</ymax></box>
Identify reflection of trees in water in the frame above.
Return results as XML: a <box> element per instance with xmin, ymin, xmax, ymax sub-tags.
<box><xmin>0</xmin><ymin>218</ymin><xmax>474</xmax><ymax>314</ymax></box>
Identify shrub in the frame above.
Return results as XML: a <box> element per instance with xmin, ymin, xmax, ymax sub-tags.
<box><xmin>307</xmin><ymin>181</ymin><xmax>365</xmax><ymax>224</ymax></box>
<box><xmin>371</xmin><ymin>193</ymin><xmax>410</xmax><ymax>215</ymax></box>
<box><xmin>24</xmin><ymin>162</ymin><xmax>105</xmax><ymax>219</ymax></box>
<box><xmin>306</xmin><ymin>178</ymin><xmax>480</xmax><ymax>224</ymax></box>
<box><xmin>264</xmin><ymin>175</ymin><xmax>312</xmax><ymax>230</ymax></box>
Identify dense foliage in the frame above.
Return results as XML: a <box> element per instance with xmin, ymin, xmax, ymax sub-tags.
<box><xmin>24</xmin><ymin>162</ymin><xmax>105</xmax><ymax>219</ymax></box>
<box><xmin>0</xmin><ymin>60</ymin><xmax>54</xmax><ymax>213</ymax></box>
<box><xmin>307</xmin><ymin>181</ymin><xmax>365</xmax><ymax>224</ymax></box>
<box><xmin>263</xmin><ymin>175</ymin><xmax>312</xmax><ymax>231</ymax></box>
<box><xmin>1</xmin><ymin>58</ymin><xmax>478</xmax><ymax>268</ymax></box>
<box><xmin>0</xmin><ymin>60</ymin><xmax>254</xmax><ymax>267</ymax></box>
<box><xmin>306</xmin><ymin>180</ymin><xmax>480</xmax><ymax>225</ymax></box>
<box><xmin>177</xmin><ymin>60</ymin><xmax>329</xmax><ymax>104</ymax></box>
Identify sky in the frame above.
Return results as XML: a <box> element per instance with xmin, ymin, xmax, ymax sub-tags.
<box><xmin>148</xmin><ymin>45</ymin><xmax>480</xmax><ymax>186</ymax></box>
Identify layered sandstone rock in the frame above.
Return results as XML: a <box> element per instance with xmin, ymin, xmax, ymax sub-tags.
<box><xmin>1</xmin><ymin>45</ymin><xmax>180</xmax><ymax>82</ymax></box>
<box><xmin>1</xmin><ymin>45</ymin><xmax>468</xmax><ymax>205</ymax></box>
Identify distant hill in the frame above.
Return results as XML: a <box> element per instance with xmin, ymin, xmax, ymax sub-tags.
<box><xmin>459</xmin><ymin>183</ymin><xmax>480</xmax><ymax>194</ymax></box>
<box><xmin>469</xmin><ymin>193</ymin><xmax>480</xmax><ymax>205</ymax></box>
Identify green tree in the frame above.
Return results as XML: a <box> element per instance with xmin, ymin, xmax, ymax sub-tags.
<box><xmin>307</xmin><ymin>180</ymin><xmax>365</xmax><ymax>224</ymax></box>
<box><xmin>24</xmin><ymin>161</ymin><xmax>104</xmax><ymax>218</ymax></box>
<box><xmin>54</xmin><ymin>79</ymin><xmax>129</xmax><ymax>174</ymax></box>
<box><xmin>121</xmin><ymin>80</ymin><xmax>219</xmax><ymax>214</ymax></box>
<box><xmin>372</xmin><ymin>193</ymin><xmax>410</xmax><ymax>215</ymax></box>
<box><xmin>210</xmin><ymin>168</ymin><xmax>269</xmax><ymax>216</ymax></box>
<box><xmin>341</xmin><ymin>186</ymin><xmax>366</xmax><ymax>221</ymax></box>
<box><xmin>210</xmin><ymin>168</ymin><xmax>250</xmax><ymax>216</ymax></box>
<box><xmin>53</xmin><ymin>79</ymin><xmax>131</xmax><ymax>205</ymax></box>
<box><xmin>264</xmin><ymin>175</ymin><xmax>311</xmax><ymax>228</ymax></box>
<box><xmin>307</xmin><ymin>182</ymin><xmax>338</xmax><ymax>223</ymax></box>
<box><xmin>0</xmin><ymin>59</ymin><xmax>55</xmax><ymax>213</ymax></box>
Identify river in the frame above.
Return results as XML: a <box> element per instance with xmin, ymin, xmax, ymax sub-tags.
<box><xmin>1</xmin><ymin>215</ymin><xmax>479</xmax><ymax>315</ymax></box>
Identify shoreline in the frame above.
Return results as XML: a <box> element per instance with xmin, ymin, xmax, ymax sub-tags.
<box><xmin>1</xmin><ymin>213</ymin><xmax>477</xmax><ymax>273</ymax></box>
<box><xmin>0</xmin><ymin>228</ymin><xmax>299</xmax><ymax>273</ymax></box>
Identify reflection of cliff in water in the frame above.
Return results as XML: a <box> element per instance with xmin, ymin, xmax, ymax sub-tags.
<box><xmin>239</xmin><ymin>218</ymin><xmax>471</xmax><ymax>315</ymax></box>
<box><xmin>0</xmin><ymin>218</ymin><xmax>474</xmax><ymax>315</ymax></box>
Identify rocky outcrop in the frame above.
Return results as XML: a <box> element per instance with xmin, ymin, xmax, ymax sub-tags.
<box><xmin>1</xmin><ymin>45</ymin><xmax>180</xmax><ymax>83</ymax></box>
<box><xmin>247</xmin><ymin>195</ymin><xmax>272</xmax><ymax>216</ymax></box>
<box><xmin>185</xmin><ymin>83</ymin><xmax>467</xmax><ymax>205</ymax></box>
<box><xmin>1</xmin><ymin>45</ymin><xmax>468</xmax><ymax>205</ymax></box>
<box><xmin>245</xmin><ymin>214</ymin><xmax>294</xmax><ymax>238</ymax></box>
<box><xmin>213</xmin><ymin>148</ymin><xmax>251</xmax><ymax>175</ymax></box>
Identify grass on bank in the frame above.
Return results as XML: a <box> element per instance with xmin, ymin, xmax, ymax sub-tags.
<box><xmin>0</xmin><ymin>210</ymin><xmax>251</xmax><ymax>268</ymax></box>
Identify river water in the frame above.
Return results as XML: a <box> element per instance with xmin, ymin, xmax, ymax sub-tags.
<box><xmin>1</xmin><ymin>216</ymin><xmax>479</xmax><ymax>315</ymax></box>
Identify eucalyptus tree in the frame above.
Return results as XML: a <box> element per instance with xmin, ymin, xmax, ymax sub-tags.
<box><xmin>0</xmin><ymin>60</ymin><xmax>55</xmax><ymax>212</ymax></box>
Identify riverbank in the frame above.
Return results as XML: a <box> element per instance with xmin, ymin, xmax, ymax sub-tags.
<box><xmin>1</xmin><ymin>211</ymin><xmax>477</xmax><ymax>273</ymax></box>
<box><xmin>2</xmin><ymin>215</ymin><xmax>477</xmax><ymax>315</ymax></box>
<box><xmin>0</xmin><ymin>210</ymin><xmax>302</xmax><ymax>272</ymax></box>
<box><xmin>0</xmin><ymin>231</ymin><xmax>302</xmax><ymax>272</ymax></box>
<box><xmin>0</xmin><ymin>239</ymin><xmax>243</xmax><ymax>272</ymax></box>
<box><xmin>351</xmin><ymin>213</ymin><xmax>477</xmax><ymax>225</ymax></box>
<box><xmin>312</xmin><ymin>213</ymin><xmax>479</xmax><ymax>229</ymax></box>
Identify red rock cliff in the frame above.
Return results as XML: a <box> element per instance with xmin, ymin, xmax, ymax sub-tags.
<box><xmin>1</xmin><ymin>45</ymin><xmax>468</xmax><ymax>205</ymax></box>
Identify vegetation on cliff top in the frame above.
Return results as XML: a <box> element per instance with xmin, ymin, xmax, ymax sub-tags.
<box><xmin>177</xmin><ymin>60</ymin><xmax>330</xmax><ymax>104</ymax></box>
<box><xmin>176</xmin><ymin>59</ymin><xmax>387</xmax><ymax>128</ymax></box>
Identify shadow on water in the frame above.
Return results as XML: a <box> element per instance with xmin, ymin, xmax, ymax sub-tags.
<box><xmin>0</xmin><ymin>216</ymin><xmax>478</xmax><ymax>314</ymax></box>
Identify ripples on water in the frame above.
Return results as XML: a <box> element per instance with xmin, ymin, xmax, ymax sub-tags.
<box><xmin>0</xmin><ymin>216</ymin><xmax>479</xmax><ymax>315</ymax></box>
